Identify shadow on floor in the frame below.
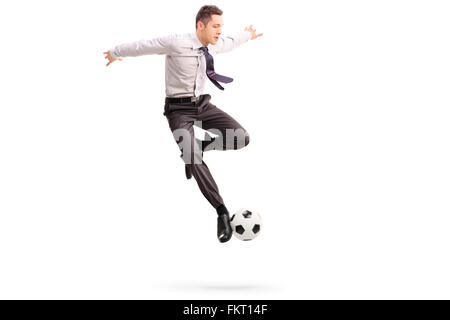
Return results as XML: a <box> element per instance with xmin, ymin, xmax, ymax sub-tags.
<box><xmin>162</xmin><ymin>282</ymin><xmax>280</xmax><ymax>292</ymax></box>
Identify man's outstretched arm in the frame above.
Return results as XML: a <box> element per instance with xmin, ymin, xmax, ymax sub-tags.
<box><xmin>104</xmin><ymin>34</ymin><xmax>174</xmax><ymax>67</ymax></box>
<box><xmin>213</xmin><ymin>25</ymin><xmax>263</xmax><ymax>55</ymax></box>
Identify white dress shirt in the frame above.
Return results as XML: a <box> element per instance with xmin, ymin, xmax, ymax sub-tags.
<box><xmin>109</xmin><ymin>31</ymin><xmax>252</xmax><ymax>97</ymax></box>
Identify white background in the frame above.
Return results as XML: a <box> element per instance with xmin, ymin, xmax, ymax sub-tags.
<box><xmin>1</xmin><ymin>0</ymin><xmax>449</xmax><ymax>299</ymax></box>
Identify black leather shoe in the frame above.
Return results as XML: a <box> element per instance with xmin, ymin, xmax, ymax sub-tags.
<box><xmin>185</xmin><ymin>164</ymin><xmax>192</xmax><ymax>180</ymax></box>
<box><xmin>217</xmin><ymin>213</ymin><xmax>233</xmax><ymax>243</ymax></box>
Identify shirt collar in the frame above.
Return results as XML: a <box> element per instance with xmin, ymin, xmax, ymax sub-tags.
<box><xmin>192</xmin><ymin>32</ymin><xmax>206</xmax><ymax>49</ymax></box>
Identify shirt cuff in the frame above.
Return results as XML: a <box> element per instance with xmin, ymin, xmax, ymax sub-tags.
<box><xmin>109</xmin><ymin>48</ymin><xmax>119</xmax><ymax>59</ymax></box>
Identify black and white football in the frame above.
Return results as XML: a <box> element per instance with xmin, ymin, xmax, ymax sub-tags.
<box><xmin>230</xmin><ymin>209</ymin><xmax>262</xmax><ymax>241</ymax></box>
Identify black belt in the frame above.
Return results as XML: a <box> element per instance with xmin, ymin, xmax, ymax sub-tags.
<box><xmin>165</xmin><ymin>96</ymin><xmax>200</xmax><ymax>104</ymax></box>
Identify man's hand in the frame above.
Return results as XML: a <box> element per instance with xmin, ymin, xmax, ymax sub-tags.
<box><xmin>103</xmin><ymin>50</ymin><xmax>122</xmax><ymax>67</ymax></box>
<box><xmin>244</xmin><ymin>25</ymin><xmax>263</xmax><ymax>40</ymax></box>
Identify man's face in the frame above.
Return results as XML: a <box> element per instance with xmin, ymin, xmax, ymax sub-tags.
<box><xmin>199</xmin><ymin>14</ymin><xmax>223</xmax><ymax>45</ymax></box>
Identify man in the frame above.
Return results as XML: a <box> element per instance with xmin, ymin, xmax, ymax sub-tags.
<box><xmin>103</xmin><ymin>5</ymin><xmax>262</xmax><ymax>243</ymax></box>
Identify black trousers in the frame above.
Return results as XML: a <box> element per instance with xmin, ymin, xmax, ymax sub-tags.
<box><xmin>163</xmin><ymin>94</ymin><xmax>250</xmax><ymax>209</ymax></box>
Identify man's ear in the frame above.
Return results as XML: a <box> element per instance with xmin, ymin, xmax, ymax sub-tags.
<box><xmin>197</xmin><ymin>21</ymin><xmax>205</xmax><ymax>30</ymax></box>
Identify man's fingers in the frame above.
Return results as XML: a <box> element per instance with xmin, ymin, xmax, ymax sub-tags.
<box><xmin>257</xmin><ymin>33</ymin><xmax>263</xmax><ymax>37</ymax></box>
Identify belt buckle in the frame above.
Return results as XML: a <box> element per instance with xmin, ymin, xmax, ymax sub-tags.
<box><xmin>190</xmin><ymin>96</ymin><xmax>198</xmax><ymax>103</ymax></box>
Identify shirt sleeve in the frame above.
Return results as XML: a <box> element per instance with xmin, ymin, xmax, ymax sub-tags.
<box><xmin>212</xmin><ymin>30</ymin><xmax>252</xmax><ymax>55</ymax></box>
<box><xmin>109</xmin><ymin>34</ymin><xmax>174</xmax><ymax>58</ymax></box>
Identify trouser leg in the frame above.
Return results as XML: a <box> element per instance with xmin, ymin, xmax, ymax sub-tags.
<box><xmin>165</xmin><ymin>111</ymin><xmax>224</xmax><ymax>209</ymax></box>
<box><xmin>198</xmin><ymin>102</ymin><xmax>250</xmax><ymax>152</ymax></box>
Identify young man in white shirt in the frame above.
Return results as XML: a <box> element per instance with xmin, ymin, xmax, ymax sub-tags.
<box><xmin>104</xmin><ymin>5</ymin><xmax>262</xmax><ymax>243</ymax></box>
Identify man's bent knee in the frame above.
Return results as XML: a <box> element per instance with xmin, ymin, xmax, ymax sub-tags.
<box><xmin>244</xmin><ymin>132</ymin><xmax>250</xmax><ymax>147</ymax></box>
<box><xmin>225</xmin><ymin>128</ymin><xmax>250</xmax><ymax>150</ymax></box>
<box><xmin>236</xmin><ymin>131</ymin><xmax>250</xmax><ymax>149</ymax></box>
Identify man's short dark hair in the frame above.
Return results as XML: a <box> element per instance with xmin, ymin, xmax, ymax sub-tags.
<box><xmin>195</xmin><ymin>5</ymin><xmax>223</xmax><ymax>29</ymax></box>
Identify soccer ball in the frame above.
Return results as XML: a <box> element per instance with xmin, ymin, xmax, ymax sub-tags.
<box><xmin>230</xmin><ymin>209</ymin><xmax>262</xmax><ymax>241</ymax></box>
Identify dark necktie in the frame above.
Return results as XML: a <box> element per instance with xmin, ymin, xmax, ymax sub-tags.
<box><xmin>199</xmin><ymin>46</ymin><xmax>233</xmax><ymax>90</ymax></box>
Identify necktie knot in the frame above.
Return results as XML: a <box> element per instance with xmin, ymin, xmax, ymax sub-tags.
<box><xmin>199</xmin><ymin>46</ymin><xmax>208</xmax><ymax>53</ymax></box>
